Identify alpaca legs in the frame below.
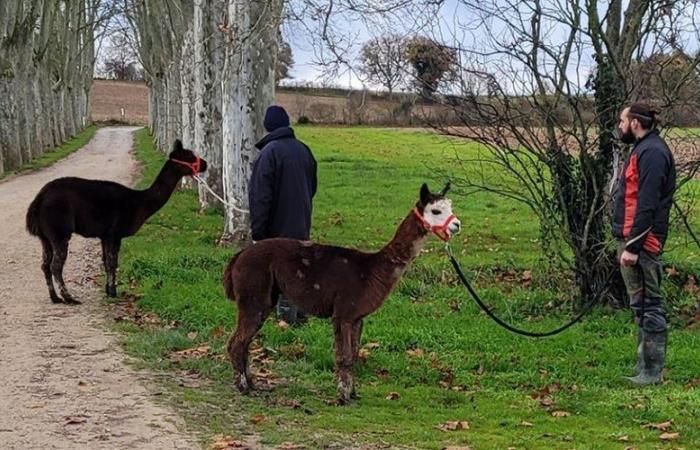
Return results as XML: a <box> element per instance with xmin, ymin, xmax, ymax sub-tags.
<box><xmin>334</xmin><ymin>320</ymin><xmax>355</xmax><ymax>404</ymax></box>
<box><xmin>40</xmin><ymin>237</ymin><xmax>62</xmax><ymax>303</ymax></box>
<box><xmin>351</xmin><ymin>319</ymin><xmax>364</xmax><ymax>363</ymax></box>
<box><xmin>228</xmin><ymin>305</ymin><xmax>269</xmax><ymax>394</ymax></box>
<box><xmin>50</xmin><ymin>238</ymin><xmax>80</xmax><ymax>305</ymax></box>
<box><xmin>101</xmin><ymin>238</ymin><xmax>121</xmax><ymax>297</ymax></box>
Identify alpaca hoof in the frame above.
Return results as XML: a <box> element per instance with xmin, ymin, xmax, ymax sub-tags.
<box><xmin>235</xmin><ymin>374</ymin><xmax>252</xmax><ymax>394</ymax></box>
<box><xmin>336</xmin><ymin>381</ymin><xmax>353</xmax><ymax>405</ymax></box>
<box><xmin>62</xmin><ymin>296</ymin><xmax>82</xmax><ymax>305</ymax></box>
<box><xmin>50</xmin><ymin>295</ymin><xmax>64</xmax><ymax>304</ymax></box>
<box><xmin>106</xmin><ymin>286</ymin><xmax>117</xmax><ymax>298</ymax></box>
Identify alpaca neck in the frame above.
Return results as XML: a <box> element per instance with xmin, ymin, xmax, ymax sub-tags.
<box><xmin>378</xmin><ymin>210</ymin><xmax>429</xmax><ymax>270</ymax></box>
<box><xmin>139</xmin><ymin>162</ymin><xmax>183</xmax><ymax>218</ymax></box>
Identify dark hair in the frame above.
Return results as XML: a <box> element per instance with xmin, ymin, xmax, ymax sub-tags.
<box><xmin>626</xmin><ymin>103</ymin><xmax>660</xmax><ymax>130</ymax></box>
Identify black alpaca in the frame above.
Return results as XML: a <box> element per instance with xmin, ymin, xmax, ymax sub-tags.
<box><xmin>26</xmin><ymin>139</ymin><xmax>207</xmax><ymax>304</ymax></box>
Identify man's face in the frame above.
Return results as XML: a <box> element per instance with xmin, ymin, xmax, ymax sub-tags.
<box><xmin>618</xmin><ymin>108</ymin><xmax>636</xmax><ymax>144</ymax></box>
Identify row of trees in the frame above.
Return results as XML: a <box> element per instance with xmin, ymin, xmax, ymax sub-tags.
<box><xmin>0</xmin><ymin>0</ymin><xmax>108</xmax><ymax>176</ymax></box>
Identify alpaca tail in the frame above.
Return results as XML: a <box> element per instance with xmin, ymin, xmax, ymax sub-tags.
<box><xmin>25</xmin><ymin>193</ymin><xmax>43</xmax><ymax>237</ymax></box>
<box><xmin>222</xmin><ymin>251</ymin><xmax>243</xmax><ymax>302</ymax></box>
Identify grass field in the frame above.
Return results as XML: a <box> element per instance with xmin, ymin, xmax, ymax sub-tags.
<box><xmin>115</xmin><ymin>126</ymin><xmax>700</xmax><ymax>449</ymax></box>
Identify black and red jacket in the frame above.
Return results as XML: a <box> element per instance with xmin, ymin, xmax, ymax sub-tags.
<box><xmin>612</xmin><ymin>129</ymin><xmax>676</xmax><ymax>254</ymax></box>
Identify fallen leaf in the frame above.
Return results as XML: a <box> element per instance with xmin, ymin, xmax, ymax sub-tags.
<box><xmin>659</xmin><ymin>432</ymin><xmax>680</xmax><ymax>441</ymax></box>
<box><xmin>642</xmin><ymin>420</ymin><xmax>672</xmax><ymax>431</ymax></box>
<box><xmin>623</xmin><ymin>447</ymin><xmax>638</xmax><ymax>450</ymax></box>
<box><xmin>442</xmin><ymin>447</ymin><xmax>473</xmax><ymax>450</ymax></box>
<box><xmin>251</xmin><ymin>414</ymin><xmax>265</xmax><ymax>425</ymax></box>
<box><xmin>365</xmin><ymin>342</ymin><xmax>381</xmax><ymax>349</ymax></box>
<box><xmin>684</xmin><ymin>379</ymin><xmax>700</xmax><ymax>390</ymax></box>
<box><xmin>358</xmin><ymin>348</ymin><xmax>371</xmax><ymax>360</ymax></box>
<box><xmin>551</xmin><ymin>411</ymin><xmax>571</xmax><ymax>418</ymax></box>
<box><xmin>277</xmin><ymin>320</ymin><xmax>290</xmax><ymax>330</ymax></box>
<box><xmin>64</xmin><ymin>415</ymin><xmax>88</xmax><ymax>425</ymax></box>
<box><xmin>437</xmin><ymin>421</ymin><xmax>470</xmax><ymax>431</ymax></box>
<box><xmin>168</xmin><ymin>345</ymin><xmax>211</xmax><ymax>362</ymax></box>
<box><xmin>519</xmin><ymin>421</ymin><xmax>534</xmax><ymax>427</ymax></box>
<box><xmin>406</xmin><ymin>348</ymin><xmax>425</xmax><ymax>358</ymax></box>
<box><xmin>665</xmin><ymin>267</ymin><xmax>679</xmax><ymax>277</ymax></box>
<box><xmin>211</xmin><ymin>435</ymin><xmax>250</xmax><ymax>449</ymax></box>
<box><xmin>385</xmin><ymin>392</ymin><xmax>400</xmax><ymax>400</ymax></box>
<box><xmin>210</xmin><ymin>326</ymin><xmax>226</xmax><ymax>338</ymax></box>
<box><xmin>617</xmin><ymin>435</ymin><xmax>630</xmax><ymax>442</ymax></box>
<box><xmin>187</xmin><ymin>331</ymin><xmax>198</xmax><ymax>340</ymax></box>
<box><xmin>539</xmin><ymin>397</ymin><xmax>554</xmax><ymax>408</ymax></box>
<box><xmin>375</xmin><ymin>369</ymin><xmax>389</xmax><ymax>379</ymax></box>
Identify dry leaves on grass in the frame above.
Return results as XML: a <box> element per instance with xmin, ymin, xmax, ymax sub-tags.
<box><xmin>642</xmin><ymin>420</ymin><xmax>673</xmax><ymax>431</ymax></box>
<box><xmin>437</xmin><ymin>421</ymin><xmax>470</xmax><ymax>432</ymax></box>
<box><xmin>406</xmin><ymin>348</ymin><xmax>425</xmax><ymax>358</ymax></box>
<box><xmin>551</xmin><ymin>411</ymin><xmax>571</xmax><ymax>418</ymax></box>
<box><xmin>210</xmin><ymin>435</ymin><xmax>250</xmax><ymax>449</ymax></box>
<box><xmin>251</xmin><ymin>414</ymin><xmax>265</xmax><ymax>425</ymax></box>
<box><xmin>442</xmin><ymin>447</ymin><xmax>473</xmax><ymax>450</ymax></box>
<box><xmin>659</xmin><ymin>432</ymin><xmax>680</xmax><ymax>441</ymax></box>
<box><xmin>519</xmin><ymin>421</ymin><xmax>534</xmax><ymax>427</ymax></box>
<box><xmin>168</xmin><ymin>345</ymin><xmax>211</xmax><ymax>362</ymax></box>
<box><xmin>385</xmin><ymin>392</ymin><xmax>400</xmax><ymax>400</ymax></box>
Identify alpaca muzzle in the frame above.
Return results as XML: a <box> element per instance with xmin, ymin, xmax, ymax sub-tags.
<box><xmin>413</xmin><ymin>208</ymin><xmax>459</xmax><ymax>242</ymax></box>
<box><xmin>171</xmin><ymin>155</ymin><xmax>204</xmax><ymax>176</ymax></box>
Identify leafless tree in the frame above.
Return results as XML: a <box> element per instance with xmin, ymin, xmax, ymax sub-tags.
<box><xmin>357</xmin><ymin>34</ymin><xmax>406</xmax><ymax>95</ymax></box>
<box><xmin>418</xmin><ymin>0</ymin><xmax>700</xmax><ymax>305</ymax></box>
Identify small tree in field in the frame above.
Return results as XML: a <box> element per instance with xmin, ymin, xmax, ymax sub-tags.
<box><xmin>357</xmin><ymin>34</ymin><xmax>406</xmax><ymax>95</ymax></box>
<box><xmin>404</xmin><ymin>36</ymin><xmax>457</xmax><ymax>99</ymax></box>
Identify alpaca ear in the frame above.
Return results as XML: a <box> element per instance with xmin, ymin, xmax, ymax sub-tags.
<box><xmin>172</xmin><ymin>139</ymin><xmax>183</xmax><ymax>153</ymax></box>
<box><xmin>419</xmin><ymin>183</ymin><xmax>431</xmax><ymax>205</ymax></box>
<box><xmin>441</xmin><ymin>181</ymin><xmax>451</xmax><ymax>196</ymax></box>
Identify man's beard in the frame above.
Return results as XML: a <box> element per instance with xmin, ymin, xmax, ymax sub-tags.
<box><xmin>618</xmin><ymin>128</ymin><xmax>635</xmax><ymax>144</ymax></box>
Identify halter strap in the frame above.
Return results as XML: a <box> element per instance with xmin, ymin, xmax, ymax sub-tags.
<box><xmin>413</xmin><ymin>208</ymin><xmax>456</xmax><ymax>242</ymax></box>
<box><xmin>171</xmin><ymin>155</ymin><xmax>203</xmax><ymax>176</ymax></box>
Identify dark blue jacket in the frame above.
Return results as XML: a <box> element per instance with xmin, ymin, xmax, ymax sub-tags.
<box><xmin>612</xmin><ymin>129</ymin><xmax>676</xmax><ymax>254</ymax></box>
<box><xmin>249</xmin><ymin>127</ymin><xmax>317</xmax><ymax>241</ymax></box>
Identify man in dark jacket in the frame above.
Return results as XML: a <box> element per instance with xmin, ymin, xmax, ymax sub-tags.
<box><xmin>249</xmin><ymin>105</ymin><xmax>317</xmax><ymax>325</ymax></box>
<box><xmin>613</xmin><ymin>102</ymin><xmax>676</xmax><ymax>385</ymax></box>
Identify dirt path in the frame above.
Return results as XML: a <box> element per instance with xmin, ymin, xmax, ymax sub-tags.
<box><xmin>0</xmin><ymin>127</ymin><xmax>197</xmax><ymax>449</ymax></box>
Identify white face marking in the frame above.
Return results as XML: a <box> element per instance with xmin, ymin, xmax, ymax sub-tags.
<box><xmin>423</xmin><ymin>198</ymin><xmax>461</xmax><ymax>236</ymax></box>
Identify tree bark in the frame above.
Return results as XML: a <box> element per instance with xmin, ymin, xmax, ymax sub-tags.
<box><xmin>221</xmin><ymin>0</ymin><xmax>284</xmax><ymax>242</ymax></box>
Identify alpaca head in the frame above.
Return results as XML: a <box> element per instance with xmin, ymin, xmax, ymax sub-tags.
<box><xmin>416</xmin><ymin>182</ymin><xmax>461</xmax><ymax>240</ymax></box>
<box><xmin>169</xmin><ymin>139</ymin><xmax>208</xmax><ymax>176</ymax></box>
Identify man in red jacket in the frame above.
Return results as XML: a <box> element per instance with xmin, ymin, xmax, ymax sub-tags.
<box><xmin>613</xmin><ymin>103</ymin><xmax>676</xmax><ymax>385</ymax></box>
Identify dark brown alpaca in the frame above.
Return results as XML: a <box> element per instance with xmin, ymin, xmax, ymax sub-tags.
<box><xmin>26</xmin><ymin>139</ymin><xmax>207</xmax><ymax>304</ymax></box>
<box><xmin>222</xmin><ymin>183</ymin><xmax>460</xmax><ymax>403</ymax></box>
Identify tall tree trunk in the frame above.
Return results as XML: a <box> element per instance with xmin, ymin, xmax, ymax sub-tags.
<box><xmin>194</xmin><ymin>0</ymin><xmax>224</xmax><ymax>210</ymax></box>
<box><xmin>221</xmin><ymin>0</ymin><xmax>284</xmax><ymax>242</ymax></box>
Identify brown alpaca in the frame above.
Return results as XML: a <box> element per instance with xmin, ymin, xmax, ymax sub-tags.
<box><xmin>26</xmin><ymin>139</ymin><xmax>207</xmax><ymax>304</ymax></box>
<box><xmin>222</xmin><ymin>183</ymin><xmax>460</xmax><ymax>403</ymax></box>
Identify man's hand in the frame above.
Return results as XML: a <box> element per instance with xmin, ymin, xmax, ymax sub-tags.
<box><xmin>620</xmin><ymin>250</ymin><xmax>639</xmax><ymax>267</ymax></box>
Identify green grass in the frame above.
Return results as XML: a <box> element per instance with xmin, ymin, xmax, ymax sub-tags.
<box><xmin>0</xmin><ymin>125</ymin><xmax>98</xmax><ymax>180</ymax></box>
<box><xmin>116</xmin><ymin>126</ymin><xmax>700</xmax><ymax>449</ymax></box>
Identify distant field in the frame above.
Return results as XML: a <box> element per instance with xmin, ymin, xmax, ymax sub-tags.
<box><xmin>89</xmin><ymin>79</ymin><xmax>451</xmax><ymax>126</ymax></box>
<box><xmin>90</xmin><ymin>80</ymin><xmax>150</xmax><ymax>124</ymax></box>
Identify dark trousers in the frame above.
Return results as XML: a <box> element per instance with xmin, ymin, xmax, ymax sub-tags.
<box><xmin>618</xmin><ymin>241</ymin><xmax>667</xmax><ymax>332</ymax></box>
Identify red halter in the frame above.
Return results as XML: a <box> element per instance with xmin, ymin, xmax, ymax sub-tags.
<box><xmin>413</xmin><ymin>208</ymin><xmax>456</xmax><ymax>242</ymax></box>
<box><xmin>171</xmin><ymin>155</ymin><xmax>203</xmax><ymax>176</ymax></box>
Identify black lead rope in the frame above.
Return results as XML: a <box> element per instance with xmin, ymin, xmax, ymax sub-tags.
<box><xmin>445</xmin><ymin>244</ymin><xmax>618</xmax><ymax>338</ymax></box>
